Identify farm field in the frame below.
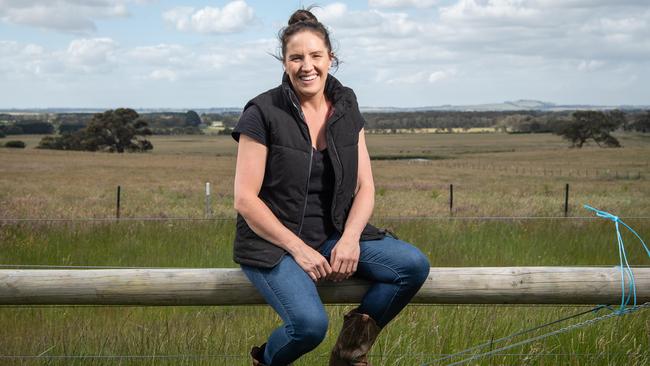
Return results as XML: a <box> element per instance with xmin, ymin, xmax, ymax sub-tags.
<box><xmin>1</xmin><ymin>132</ymin><xmax>649</xmax><ymax>219</ymax></box>
<box><xmin>1</xmin><ymin>132</ymin><xmax>649</xmax><ymax>365</ymax></box>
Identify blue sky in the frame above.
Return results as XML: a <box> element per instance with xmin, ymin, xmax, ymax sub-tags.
<box><xmin>1</xmin><ymin>0</ymin><xmax>648</xmax><ymax>109</ymax></box>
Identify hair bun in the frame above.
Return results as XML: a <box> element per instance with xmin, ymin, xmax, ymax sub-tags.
<box><xmin>288</xmin><ymin>9</ymin><xmax>318</xmax><ymax>25</ymax></box>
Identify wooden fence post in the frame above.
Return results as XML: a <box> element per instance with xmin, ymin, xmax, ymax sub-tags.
<box><xmin>205</xmin><ymin>182</ymin><xmax>212</xmax><ymax>219</ymax></box>
<box><xmin>449</xmin><ymin>184</ymin><xmax>454</xmax><ymax>215</ymax></box>
<box><xmin>116</xmin><ymin>185</ymin><xmax>121</xmax><ymax>220</ymax></box>
<box><xmin>564</xmin><ymin>183</ymin><xmax>569</xmax><ymax>217</ymax></box>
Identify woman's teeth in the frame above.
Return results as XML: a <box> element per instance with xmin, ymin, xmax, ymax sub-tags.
<box><xmin>300</xmin><ymin>74</ymin><xmax>317</xmax><ymax>81</ymax></box>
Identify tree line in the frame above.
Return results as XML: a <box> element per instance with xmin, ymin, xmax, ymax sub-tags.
<box><xmin>0</xmin><ymin>110</ymin><xmax>211</xmax><ymax>136</ymax></box>
<box><xmin>2</xmin><ymin>108</ymin><xmax>649</xmax><ymax>151</ymax></box>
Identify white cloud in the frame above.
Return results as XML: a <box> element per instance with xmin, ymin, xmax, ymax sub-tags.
<box><xmin>577</xmin><ymin>60</ymin><xmax>605</xmax><ymax>72</ymax></box>
<box><xmin>384</xmin><ymin>71</ymin><xmax>427</xmax><ymax>84</ymax></box>
<box><xmin>65</xmin><ymin>38</ymin><xmax>118</xmax><ymax>73</ymax></box>
<box><xmin>129</xmin><ymin>44</ymin><xmax>191</xmax><ymax>66</ymax></box>
<box><xmin>313</xmin><ymin>3</ymin><xmax>420</xmax><ymax>37</ymax></box>
<box><xmin>440</xmin><ymin>0</ymin><xmax>539</xmax><ymax>23</ymax></box>
<box><xmin>149</xmin><ymin>69</ymin><xmax>177</xmax><ymax>82</ymax></box>
<box><xmin>428</xmin><ymin>69</ymin><xmax>457</xmax><ymax>83</ymax></box>
<box><xmin>0</xmin><ymin>0</ymin><xmax>145</xmax><ymax>32</ymax></box>
<box><xmin>162</xmin><ymin>7</ymin><xmax>195</xmax><ymax>32</ymax></box>
<box><xmin>369</xmin><ymin>0</ymin><xmax>439</xmax><ymax>8</ymax></box>
<box><xmin>533</xmin><ymin>0</ymin><xmax>648</xmax><ymax>8</ymax></box>
<box><xmin>383</xmin><ymin>68</ymin><xmax>457</xmax><ymax>84</ymax></box>
<box><xmin>163</xmin><ymin>0</ymin><xmax>255</xmax><ymax>34</ymax></box>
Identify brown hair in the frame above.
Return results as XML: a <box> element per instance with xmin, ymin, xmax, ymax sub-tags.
<box><xmin>277</xmin><ymin>7</ymin><xmax>339</xmax><ymax>70</ymax></box>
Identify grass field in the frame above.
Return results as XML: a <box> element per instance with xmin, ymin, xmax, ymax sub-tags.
<box><xmin>0</xmin><ymin>220</ymin><xmax>649</xmax><ymax>365</ymax></box>
<box><xmin>1</xmin><ymin>133</ymin><xmax>649</xmax><ymax>219</ymax></box>
<box><xmin>1</xmin><ymin>132</ymin><xmax>649</xmax><ymax>365</ymax></box>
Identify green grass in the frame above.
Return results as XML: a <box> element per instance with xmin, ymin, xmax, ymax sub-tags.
<box><xmin>1</xmin><ymin>132</ymin><xmax>648</xmax><ymax>364</ymax></box>
<box><xmin>1</xmin><ymin>220</ymin><xmax>648</xmax><ymax>365</ymax></box>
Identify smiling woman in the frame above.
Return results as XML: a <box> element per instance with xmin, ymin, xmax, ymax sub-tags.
<box><xmin>230</xmin><ymin>7</ymin><xmax>430</xmax><ymax>366</ymax></box>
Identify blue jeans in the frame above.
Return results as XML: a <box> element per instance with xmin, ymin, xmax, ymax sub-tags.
<box><xmin>241</xmin><ymin>232</ymin><xmax>430</xmax><ymax>366</ymax></box>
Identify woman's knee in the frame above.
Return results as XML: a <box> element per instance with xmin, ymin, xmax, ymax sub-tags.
<box><xmin>400</xmin><ymin>243</ymin><xmax>431</xmax><ymax>285</ymax></box>
<box><xmin>289</xmin><ymin>310</ymin><xmax>329</xmax><ymax>348</ymax></box>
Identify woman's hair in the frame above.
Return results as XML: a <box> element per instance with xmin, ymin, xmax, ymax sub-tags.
<box><xmin>277</xmin><ymin>7</ymin><xmax>339</xmax><ymax>70</ymax></box>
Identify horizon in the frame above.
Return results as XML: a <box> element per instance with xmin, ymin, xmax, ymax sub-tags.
<box><xmin>2</xmin><ymin>99</ymin><xmax>650</xmax><ymax>113</ymax></box>
<box><xmin>1</xmin><ymin>1</ymin><xmax>649</xmax><ymax>109</ymax></box>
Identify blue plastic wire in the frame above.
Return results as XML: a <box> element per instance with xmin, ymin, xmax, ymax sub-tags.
<box><xmin>584</xmin><ymin>205</ymin><xmax>650</xmax><ymax>313</ymax></box>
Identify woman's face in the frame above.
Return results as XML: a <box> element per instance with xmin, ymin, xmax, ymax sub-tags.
<box><xmin>283</xmin><ymin>30</ymin><xmax>332</xmax><ymax>102</ymax></box>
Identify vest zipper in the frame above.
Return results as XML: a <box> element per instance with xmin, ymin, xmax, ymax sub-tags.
<box><xmin>298</xmin><ymin>147</ymin><xmax>313</xmax><ymax>235</ymax></box>
<box><xmin>287</xmin><ymin>94</ymin><xmax>313</xmax><ymax>236</ymax></box>
<box><xmin>327</xmin><ymin>128</ymin><xmax>343</xmax><ymax>231</ymax></box>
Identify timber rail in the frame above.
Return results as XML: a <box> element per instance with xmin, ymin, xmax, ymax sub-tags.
<box><xmin>1</xmin><ymin>267</ymin><xmax>649</xmax><ymax>306</ymax></box>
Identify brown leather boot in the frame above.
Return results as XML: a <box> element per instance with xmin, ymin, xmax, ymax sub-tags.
<box><xmin>329</xmin><ymin>309</ymin><xmax>381</xmax><ymax>366</ymax></box>
<box><xmin>250</xmin><ymin>344</ymin><xmax>267</xmax><ymax>366</ymax></box>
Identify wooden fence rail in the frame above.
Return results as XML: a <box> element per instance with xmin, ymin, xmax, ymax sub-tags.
<box><xmin>1</xmin><ymin>267</ymin><xmax>649</xmax><ymax>306</ymax></box>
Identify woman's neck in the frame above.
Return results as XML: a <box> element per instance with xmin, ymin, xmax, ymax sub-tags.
<box><xmin>299</xmin><ymin>93</ymin><xmax>328</xmax><ymax>113</ymax></box>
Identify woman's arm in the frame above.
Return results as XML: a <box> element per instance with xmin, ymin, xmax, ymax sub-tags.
<box><xmin>328</xmin><ymin>128</ymin><xmax>375</xmax><ymax>282</ymax></box>
<box><xmin>234</xmin><ymin>134</ymin><xmax>332</xmax><ymax>281</ymax></box>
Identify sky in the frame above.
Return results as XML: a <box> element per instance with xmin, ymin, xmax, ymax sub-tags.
<box><xmin>0</xmin><ymin>0</ymin><xmax>649</xmax><ymax>109</ymax></box>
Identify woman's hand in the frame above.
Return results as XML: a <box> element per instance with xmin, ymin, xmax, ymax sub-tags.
<box><xmin>292</xmin><ymin>244</ymin><xmax>332</xmax><ymax>283</ymax></box>
<box><xmin>328</xmin><ymin>235</ymin><xmax>360</xmax><ymax>282</ymax></box>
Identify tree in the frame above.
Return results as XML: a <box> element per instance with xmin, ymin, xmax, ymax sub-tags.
<box><xmin>58</xmin><ymin>123</ymin><xmax>87</xmax><ymax>134</ymax></box>
<box><xmin>14</xmin><ymin>121</ymin><xmax>54</xmax><ymax>134</ymax></box>
<box><xmin>38</xmin><ymin>108</ymin><xmax>153</xmax><ymax>153</ymax></box>
<box><xmin>83</xmin><ymin>108</ymin><xmax>152</xmax><ymax>152</ymax></box>
<box><xmin>554</xmin><ymin>110</ymin><xmax>623</xmax><ymax>148</ymax></box>
<box><xmin>185</xmin><ymin>110</ymin><xmax>202</xmax><ymax>127</ymax></box>
<box><xmin>4</xmin><ymin>140</ymin><xmax>26</xmax><ymax>148</ymax></box>
<box><xmin>627</xmin><ymin>111</ymin><xmax>650</xmax><ymax>133</ymax></box>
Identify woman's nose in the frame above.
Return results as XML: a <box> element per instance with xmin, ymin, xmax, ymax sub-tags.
<box><xmin>302</xmin><ymin>57</ymin><xmax>314</xmax><ymax>71</ymax></box>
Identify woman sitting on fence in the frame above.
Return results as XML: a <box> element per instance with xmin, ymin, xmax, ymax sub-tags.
<box><xmin>231</xmin><ymin>8</ymin><xmax>430</xmax><ymax>366</ymax></box>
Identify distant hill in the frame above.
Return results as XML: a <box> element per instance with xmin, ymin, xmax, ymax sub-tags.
<box><xmin>1</xmin><ymin>100</ymin><xmax>648</xmax><ymax>115</ymax></box>
<box><xmin>359</xmin><ymin>100</ymin><xmax>650</xmax><ymax>113</ymax></box>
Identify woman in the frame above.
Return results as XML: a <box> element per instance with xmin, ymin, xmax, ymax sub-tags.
<box><xmin>232</xmin><ymin>8</ymin><xmax>430</xmax><ymax>366</ymax></box>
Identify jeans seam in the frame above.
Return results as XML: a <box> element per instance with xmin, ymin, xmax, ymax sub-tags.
<box><xmin>357</xmin><ymin>258</ymin><xmax>403</xmax><ymax>325</ymax></box>
<box><xmin>249</xmin><ymin>266</ymin><xmax>295</xmax><ymax>364</ymax></box>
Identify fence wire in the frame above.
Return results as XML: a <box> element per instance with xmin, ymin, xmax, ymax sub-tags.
<box><xmin>0</xmin><ymin>352</ymin><xmax>647</xmax><ymax>361</ymax></box>
<box><xmin>2</xmin><ymin>215</ymin><xmax>650</xmax><ymax>223</ymax></box>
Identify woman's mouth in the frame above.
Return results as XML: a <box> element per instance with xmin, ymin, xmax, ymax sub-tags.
<box><xmin>299</xmin><ymin>74</ymin><xmax>317</xmax><ymax>82</ymax></box>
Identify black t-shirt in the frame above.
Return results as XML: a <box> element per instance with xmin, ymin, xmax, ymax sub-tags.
<box><xmin>233</xmin><ymin>105</ymin><xmax>336</xmax><ymax>249</ymax></box>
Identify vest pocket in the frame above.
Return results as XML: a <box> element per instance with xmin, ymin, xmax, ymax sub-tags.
<box><xmin>360</xmin><ymin>223</ymin><xmax>388</xmax><ymax>241</ymax></box>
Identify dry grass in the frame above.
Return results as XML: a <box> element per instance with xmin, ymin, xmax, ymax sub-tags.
<box><xmin>1</xmin><ymin>133</ymin><xmax>648</xmax><ymax>219</ymax></box>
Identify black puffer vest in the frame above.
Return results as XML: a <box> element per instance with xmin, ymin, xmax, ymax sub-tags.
<box><xmin>233</xmin><ymin>73</ymin><xmax>386</xmax><ymax>268</ymax></box>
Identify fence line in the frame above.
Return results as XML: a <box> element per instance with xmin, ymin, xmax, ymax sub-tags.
<box><xmin>2</xmin><ymin>215</ymin><xmax>650</xmax><ymax>223</ymax></box>
<box><xmin>399</xmin><ymin>160</ymin><xmax>647</xmax><ymax>180</ymax></box>
<box><xmin>3</xmin><ymin>177</ymin><xmax>647</xmax><ymax>221</ymax></box>
<box><xmin>0</xmin><ymin>352</ymin><xmax>645</xmax><ymax>360</ymax></box>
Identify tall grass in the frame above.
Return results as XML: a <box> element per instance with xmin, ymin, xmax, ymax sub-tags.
<box><xmin>1</xmin><ymin>220</ymin><xmax>648</xmax><ymax>365</ymax></box>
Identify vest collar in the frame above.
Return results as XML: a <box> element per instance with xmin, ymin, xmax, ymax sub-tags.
<box><xmin>281</xmin><ymin>72</ymin><xmax>350</xmax><ymax>108</ymax></box>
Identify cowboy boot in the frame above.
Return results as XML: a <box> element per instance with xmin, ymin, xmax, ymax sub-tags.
<box><xmin>329</xmin><ymin>309</ymin><xmax>381</xmax><ymax>366</ymax></box>
<box><xmin>250</xmin><ymin>344</ymin><xmax>268</xmax><ymax>366</ymax></box>
<box><xmin>251</xmin><ymin>344</ymin><xmax>294</xmax><ymax>366</ymax></box>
